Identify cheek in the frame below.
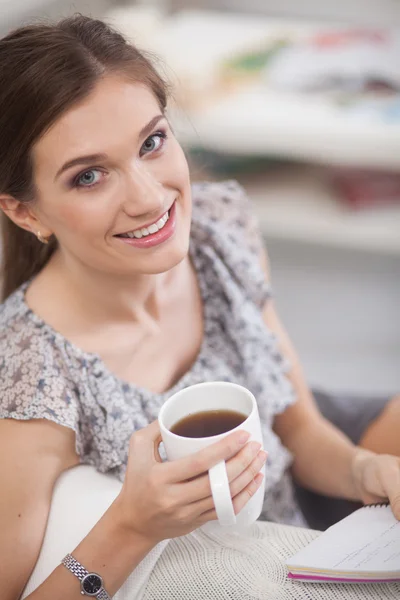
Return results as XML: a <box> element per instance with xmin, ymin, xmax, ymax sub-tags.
<box><xmin>46</xmin><ymin>198</ymin><xmax>111</xmax><ymax>236</ymax></box>
<box><xmin>167</xmin><ymin>139</ymin><xmax>191</xmax><ymax>189</ymax></box>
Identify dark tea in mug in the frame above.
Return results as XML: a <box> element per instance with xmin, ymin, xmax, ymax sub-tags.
<box><xmin>170</xmin><ymin>409</ymin><xmax>247</xmax><ymax>438</ymax></box>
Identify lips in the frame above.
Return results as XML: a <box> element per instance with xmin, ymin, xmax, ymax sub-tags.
<box><xmin>114</xmin><ymin>201</ymin><xmax>177</xmax><ymax>249</ymax></box>
<box><xmin>115</xmin><ymin>208</ymin><xmax>170</xmax><ymax>239</ymax></box>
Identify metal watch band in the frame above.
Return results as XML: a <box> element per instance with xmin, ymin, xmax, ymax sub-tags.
<box><xmin>97</xmin><ymin>589</ymin><xmax>112</xmax><ymax>600</ymax></box>
<box><xmin>62</xmin><ymin>553</ymin><xmax>88</xmax><ymax>579</ymax></box>
<box><xmin>61</xmin><ymin>554</ymin><xmax>112</xmax><ymax>599</ymax></box>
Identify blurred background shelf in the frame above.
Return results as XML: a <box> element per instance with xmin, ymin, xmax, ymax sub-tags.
<box><xmin>238</xmin><ymin>165</ymin><xmax>400</xmax><ymax>256</ymax></box>
<box><xmin>173</xmin><ymin>82</ymin><xmax>400</xmax><ymax>170</ymax></box>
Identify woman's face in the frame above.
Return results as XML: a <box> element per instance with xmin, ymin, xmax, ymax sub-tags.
<box><xmin>31</xmin><ymin>76</ymin><xmax>192</xmax><ymax>277</ymax></box>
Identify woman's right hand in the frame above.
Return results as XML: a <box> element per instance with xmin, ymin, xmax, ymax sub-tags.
<box><xmin>115</xmin><ymin>421</ymin><xmax>266</xmax><ymax>544</ymax></box>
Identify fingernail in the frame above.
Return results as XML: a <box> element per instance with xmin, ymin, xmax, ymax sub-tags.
<box><xmin>238</xmin><ymin>431</ymin><xmax>251</xmax><ymax>444</ymax></box>
<box><xmin>259</xmin><ymin>450</ymin><xmax>268</xmax><ymax>462</ymax></box>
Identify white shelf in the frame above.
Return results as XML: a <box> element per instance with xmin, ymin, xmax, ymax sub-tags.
<box><xmin>240</xmin><ymin>166</ymin><xmax>400</xmax><ymax>255</ymax></box>
<box><xmin>172</xmin><ymin>83</ymin><xmax>400</xmax><ymax>170</ymax></box>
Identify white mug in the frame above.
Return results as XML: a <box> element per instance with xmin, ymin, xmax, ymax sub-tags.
<box><xmin>158</xmin><ymin>381</ymin><xmax>265</xmax><ymax>528</ymax></box>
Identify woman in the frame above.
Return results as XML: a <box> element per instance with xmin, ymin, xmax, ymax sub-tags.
<box><xmin>0</xmin><ymin>15</ymin><xmax>399</xmax><ymax>600</ymax></box>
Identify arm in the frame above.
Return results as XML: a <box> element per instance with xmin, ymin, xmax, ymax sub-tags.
<box><xmin>260</xmin><ymin>252</ymin><xmax>400</xmax><ymax>517</ymax></box>
<box><xmin>0</xmin><ymin>418</ymin><xmax>157</xmax><ymax>600</ymax></box>
<box><xmin>264</xmin><ymin>300</ymin><xmax>360</xmax><ymax>500</ymax></box>
<box><xmin>1</xmin><ymin>418</ymin><xmax>265</xmax><ymax>600</ymax></box>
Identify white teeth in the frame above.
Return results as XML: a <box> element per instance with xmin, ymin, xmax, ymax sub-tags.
<box><xmin>119</xmin><ymin>209</ymin><xmax>170</xmax><ymax>239</ymax></box>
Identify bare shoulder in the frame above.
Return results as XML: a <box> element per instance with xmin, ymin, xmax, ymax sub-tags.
<box><xmin>0</xmin><ymin>418</ymin><xmax>79</xmax><ymax>600</ymax></box>
<box><xmin>0</xmin><ymin>417</ymin><xmax>79</xmax><ymax>472</ymax></box>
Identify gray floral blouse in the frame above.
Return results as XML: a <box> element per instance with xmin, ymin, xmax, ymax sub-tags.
<box><xmin>0</xmin><ymin>181</ymin><xmax>304</xmax><ymax>525</ymax></box>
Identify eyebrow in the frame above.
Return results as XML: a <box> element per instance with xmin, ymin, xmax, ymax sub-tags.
<box><xmin>54</xmin><ymin>114</ymin><xmax>166</xmax><ymax>181</ymax></box>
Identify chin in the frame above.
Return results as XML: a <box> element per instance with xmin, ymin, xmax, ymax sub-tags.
<box><xmin>115</xmin><ymin>236</ymin><xmax>190</xmax><ymax>276</ymax></box>
<box><xmin>142</xmin><ymin>243</ymin><xmax>189</xmax><ymax>275</ymax></box>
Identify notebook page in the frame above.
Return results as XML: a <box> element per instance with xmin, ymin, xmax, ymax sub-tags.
<box><xmin>287</xmin><ymin>505</ymin><xmax>400</xmax><ymax>573</ymax></box>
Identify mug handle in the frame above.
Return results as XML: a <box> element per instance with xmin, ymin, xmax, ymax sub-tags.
<box><xmin>208</xmin><ymin>460</ymin><xmax>237</xmax><ymax>526</ymax></box>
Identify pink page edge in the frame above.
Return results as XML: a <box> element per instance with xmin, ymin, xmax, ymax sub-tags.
<box><xmin>287</xmin><ymin>572</ymin><xmax>400</xmax><ymax>583</ymax></box>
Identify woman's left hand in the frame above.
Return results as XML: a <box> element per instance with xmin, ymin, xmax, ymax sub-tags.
<box><xmin>352</xmin><ymin>448</ymin><xmax>400</xmax><ymax>518</ymax></box>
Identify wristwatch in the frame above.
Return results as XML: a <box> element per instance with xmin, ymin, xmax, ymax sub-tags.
<box><xmin>61</xmin><ymin>554</ymin><xmax>112</xmax><ymax>599</ymax></box>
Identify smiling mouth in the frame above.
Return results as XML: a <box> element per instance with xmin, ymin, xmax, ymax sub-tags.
<box><xmin>115</xmin><ymin>209</ymin><xmax>170</xmax><ymax>239</ymax></box>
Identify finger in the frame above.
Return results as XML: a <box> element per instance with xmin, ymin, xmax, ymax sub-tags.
<box><xmin>178</xmin><ymin>444</ymin><xmax>266</xmax><ymax>504</ymax></box>
<box><xmin>229</xmin><ymin>450</ymin><xmax>267</xmax><ymax>498</ymax></box>
<box><xmin>377</xmin><ymin>456</ymin><xmax>400</xmax><ymax>519</ymax></box>
<box><xmin>167</xmin><ymin>429</ymin><xmax>251</xmax><ymax>483</ymax></box>
<box><xmin>154</xmin><ymin>434</ymin><xmax>164</xmax><ymax>463</ymax></box>
<box><xmin>231</xmin><ymin>472</ymin><xmax>264</xmax><ymax>516</ymax></box>
<box><xmin>185</xmin><ymin>450</ymin><xmax>267</xmax><ymax>513</ymax></box>
<box><xmin>197</xmin><ymin>472</ymin><xmax>264</xmax><ymax>524</ymax></box>
<box><xmin>128</xmin><ymin>421</ymin><xmax>162</xmax><ymax>465</ymax></box>
<box><xmin>131</xmin><ymin>420</ymin><xmax>161</xmax><ymax>442</ymax></box>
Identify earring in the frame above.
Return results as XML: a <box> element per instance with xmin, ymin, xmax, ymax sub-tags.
<box><xmin>36</xmin><ymin>230</ymin><xmax>49</xmax><ymax>245</ymax></box>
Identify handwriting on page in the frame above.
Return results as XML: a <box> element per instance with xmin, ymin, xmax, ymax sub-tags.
<box><xmin>334</xmin><ymin>520</ymin><xmax>400</xmax><ymax>570</ymax></box>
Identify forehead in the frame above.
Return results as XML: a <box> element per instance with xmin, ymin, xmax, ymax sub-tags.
<box><xmin>33</xmin><ymin>77</ymin><xmax>161</xmax><ymax>175</ymax></box>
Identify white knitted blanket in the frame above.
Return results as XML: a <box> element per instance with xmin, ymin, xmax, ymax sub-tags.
<box><xmin>23</xmin><ymin>466</ymin><xmax>400</xmax><ymax>600</ymax></box>
<box><xmin>144</xmin><ymin>522</ymin><xmax>400</xmax><ymax>600</ymax></box>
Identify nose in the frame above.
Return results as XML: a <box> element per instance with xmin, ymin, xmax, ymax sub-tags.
<box><xmin>122</xmin><ymin>160</ymin><xmax>164</xmax><ymax>217</ymax></box>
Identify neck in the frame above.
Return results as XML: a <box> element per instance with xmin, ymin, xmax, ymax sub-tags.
<box><xmin>43</xmin><ymin>250</ymin><xmax>185</xmax><ymax>328</ymax></box>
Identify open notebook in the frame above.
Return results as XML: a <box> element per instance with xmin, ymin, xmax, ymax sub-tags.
<box><xmin>286</xmin><ymin>503</ymin><xmax>400</xmax><ymax>583</ymax></box>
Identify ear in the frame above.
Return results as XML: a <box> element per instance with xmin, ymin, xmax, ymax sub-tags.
<box><xmin>0</xmin><ymin>195</ymin><xmax>52</xmax><ymax>238</ymax></box>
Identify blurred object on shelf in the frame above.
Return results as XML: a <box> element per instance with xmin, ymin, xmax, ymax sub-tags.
<box><xmin>222</xmin><ymin>27</ymin><xmax>400</xmax><ymax>122</ymax></box>
<box><xmin>221</xmin><ymin>38</ymin><xmax>291</xmax><ymax>87</ymax></box>
<box><xmin>266</xmin><ymin>29</ymin><xmax>400</xmax><ymax>94</ymax></box>
<box><xmin>234</xmin><ymin>163</ymin><xmax>400</xmax><ymax>255</ymax></box>
<box><xmin>105</xmin><ymin>7</ymin><xmax>315</xmax><ymax>107</ymax></box>
<box><xmin>331</xmin><ymin>168</ymin><xmax>400</xmax><ymax>209</ymax></box>
<box><xmin>342</xmin><ymin>95</ymin><xmax>400</xmax><ymax>124</ymax></box>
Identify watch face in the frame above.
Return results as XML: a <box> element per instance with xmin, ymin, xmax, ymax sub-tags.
<box><xmin>82</xmin><ymin>573</ymin><xmax>102</xmax><ymax>596</ymax></box>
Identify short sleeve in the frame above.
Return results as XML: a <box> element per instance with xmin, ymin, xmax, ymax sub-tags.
<box><xmin>0</xmin><ymin>317</ymin><xmax>83</xmax><ymax>456</ymax></box>
<box><xmin>191</xmin><ymin>180</ymin><xmax>270</xmax><ymax>309</ymax></box>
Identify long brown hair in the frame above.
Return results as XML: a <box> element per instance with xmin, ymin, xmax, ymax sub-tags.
<box><xmin>0</xmin><ymin>15</ymin><xmax>168</xmax><ymax>301</ymax></box>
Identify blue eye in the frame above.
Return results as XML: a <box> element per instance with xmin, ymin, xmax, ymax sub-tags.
<box><xmin>75</xmin><ymin>169</ymin><xmax>102</xmax><ymax>188</ymax></box>
<box><xmin>140</xmin><ymin>131</ymin><xmax>167</xmax><ymax>156</ymax></box>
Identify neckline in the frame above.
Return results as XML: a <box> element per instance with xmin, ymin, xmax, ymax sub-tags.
<box><xmin>16</xmin><ymin>242</ymin><xmax>210</xmax><ymax>398</ymax></box>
